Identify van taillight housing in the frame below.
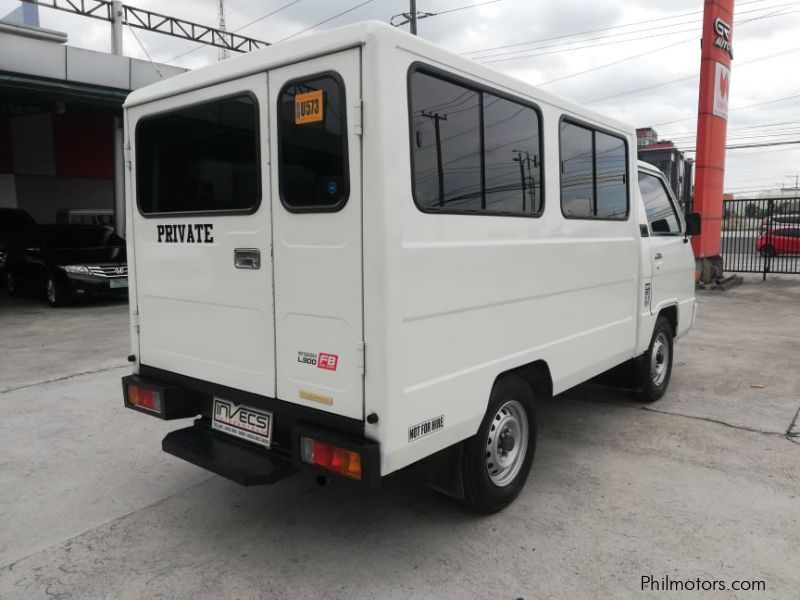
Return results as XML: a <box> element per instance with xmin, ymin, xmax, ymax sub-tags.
<box><xmin>300</xmin><ymin>436</ymin><xmax>362</xmax><ymax>480</ymax></box>
<box><xmin>127</xmin><ymin>383</ymin><xmax>162</xmax><ymax>414</ymax></box>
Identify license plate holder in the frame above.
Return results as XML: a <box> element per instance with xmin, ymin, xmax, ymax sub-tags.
<box><xmin>211</xmin><ymin>398</ymin><xmax>272</xmax><ymax>449</ymax></box>
<box><xmin>110</xmin><ymin>278</ymin><xmax>128</xmax><ymax>289</ymax></box>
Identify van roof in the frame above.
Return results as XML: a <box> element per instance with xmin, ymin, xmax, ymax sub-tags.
<box><xmin>124</xmin><ymin>21</ymin><xmax>632</xmax><ymax>134</ymax></box>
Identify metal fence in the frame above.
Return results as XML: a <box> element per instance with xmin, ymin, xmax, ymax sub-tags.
<box><xmin>722</xmin><ymin>197</ymin><xmax>800</xmax><ymax>278</ymax></box>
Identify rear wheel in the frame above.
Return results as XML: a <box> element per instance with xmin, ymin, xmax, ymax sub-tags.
<box><xmin>461</xmin><ymin>376</ymin><xmax>536</xmax><ymax>513</ymax></box>
<box><xmin>638</xmin><ymin>316</ymin><xmax>674</xmax><ymax>403</ymax></box>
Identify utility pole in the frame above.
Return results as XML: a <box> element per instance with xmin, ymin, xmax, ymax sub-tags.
<box><xmin>512</xmin><ymin>149</ymin><xmax>537</xmax><ymax>212</ymax></box>
<box><xmin>218</xmin><ymin>0</ymin><xmax>230</xmax><ymax>61</ymax></box>
<box><xmin>421</xmin><ymin>111</ymin><xmax>447</xmax><ymax>206</ymax></box>
<box><xmin>110</xmin><ymin>0</ymin><xmax>124</xmax><ymax>236</ymax></box>
<box><xmin>786</xmin><ymin>174</ymin><xmax>800</xmax><ymax>190</ymax></box>
<box><xmin>410</xmin><ymin>0</ymin><xmax>417</xmax><ymax>35</ymax></box>
<box><xmin>513</xmin><ymin>152</ymin><xmax>527</xmax><ymax>211</ymax></box>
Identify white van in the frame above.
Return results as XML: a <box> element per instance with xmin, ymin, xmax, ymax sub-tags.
<box><xmin>121</xmin><ymin>22</ymin><xmax>699</xmax><ymax>512</ymax></box>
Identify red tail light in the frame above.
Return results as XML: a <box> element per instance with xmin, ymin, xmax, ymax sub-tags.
<box><xmin>127</xmin><ymin>383</ymin><xmax>162</xmax><ymax>414</ymax></box>
<box><xmin>300</xmin><ymin>437</ymin><xmax>362</xmax><ymax>480</ymax></box>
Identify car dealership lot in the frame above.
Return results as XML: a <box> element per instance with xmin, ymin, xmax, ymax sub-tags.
<box><xmin>1</xmin><ymin>279</ymin><xmax>799</xmax><ymax>599</ymax></box>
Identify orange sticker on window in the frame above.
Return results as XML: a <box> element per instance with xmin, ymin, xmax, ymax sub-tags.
<box><xmin>295</xmin><ymin>90</ymin><xmax>324</xmax><ymax>124</ymax></box>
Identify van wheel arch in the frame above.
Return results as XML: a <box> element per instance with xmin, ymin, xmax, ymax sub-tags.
<box><xmin>657</xmin><ymin>305</ymin><xmax>678</xmax><ymax>337</ymax></box>
<box><xmin>495</xmin><ymin>359</ymin><xmax>553</xmax><ymax>400</ymax></box>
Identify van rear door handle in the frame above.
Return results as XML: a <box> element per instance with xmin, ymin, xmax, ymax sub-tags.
<box><xmin>654</xmin><ymin>252</ymin><xmax>664</xmax><ymax>260</ymax></box>
<box><xmin>234</xmin><ymin>248</ymin><xmax>261</xmax><ymax>270</ymax></box>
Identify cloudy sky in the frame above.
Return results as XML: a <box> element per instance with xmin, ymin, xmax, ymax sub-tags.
<box><xmin>5</xmin><ymin>0</ymin><xmax>799</xmax><ymax>195</ymax></box>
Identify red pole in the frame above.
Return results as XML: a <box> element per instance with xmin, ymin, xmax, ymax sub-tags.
<box><xmin>693</xmin><ymin>0</ymin><xmax>734</xmax><ymax>281</ymax></box>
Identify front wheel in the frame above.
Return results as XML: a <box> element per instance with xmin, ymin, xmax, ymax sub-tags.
<box><xmin>461</xmin><ymin>376</ymin><xmax>536</xmax><ymax>513</ymax></box>
<box><xmin>638</xmin><ymin>316</ymin><xmax>674</xmax><ymax>403</ymax></box>
<box><xmin>46</xmin><ymin>276</ymin><xmax>67</xmax><ymax>307</ymax></box>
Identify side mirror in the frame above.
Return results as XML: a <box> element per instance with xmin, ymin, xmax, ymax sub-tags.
<box><xmin>685</xmin><ymin>213</ymin><xmax>701</xmax><ymax>236</ymax></box>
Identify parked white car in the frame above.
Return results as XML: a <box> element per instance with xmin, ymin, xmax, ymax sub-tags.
<box><xmin>121</xmin><ymin>21</ymin><xmax>699</xmax><ymax>512</ymax></box>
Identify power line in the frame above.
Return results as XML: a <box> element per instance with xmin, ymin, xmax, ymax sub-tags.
<box><xmin>678</xmin><ymin>139</ymin><xmax>800</xmax><ymax>152</ymax></box>
<box><xmin>462</xmin><ymin>0</ymin><xmax>776</xmax><ymax>56</ymax></box>
<box><xmin>537</xmin><ymin>37</ymin><xmax>696</xmax><ymax>86</ymax></box>
<box><xmin>236</xmin><ymin>0</ymin><xmax>303</xmax><ymax>32</ymax></box>
<box><xmin>651</xmin><ymin>92</ymin><xmax>800</xmax><ymax>128</ymax></box>
<box><xmin>474</xmin><ymin>2</ymin><xmax>800</xmax><ymax>64</ymax></box>
<box><xmin>391</xmin><ymin>0</ymin><xmax>501</xmax><ymax>31</ymax></box>
<box><xmin>437</xmin><ymin>0</ymin><xmax>502</xmax><ymax>16</ymax></box>
<box><xmin>537</xmin><ymin>3</ymin><xmax>799</xmax><ymax>87</ymax></box>
<box><xmin>585</xmin><ymin>43</ymin><xmax>800</xmax><ymax>104</ymax></box>
<box><xmin>660</xmin><ymin>120</ymin><xmax>800</xmax><ymax>136</ymax></box>
<box><xmin>276</xmin><ymin>0</ymin><xmax>377</xmax><ymax>43</ymax></box>
<box><xmin>164</xmin><ymin>0</ymin><xmax>301</xmax><ymax>64</ymax></box>
<box><xmin>480</xmin><ymin>27</ymin><xmax>699</xmax><ymax>63</ymax></box>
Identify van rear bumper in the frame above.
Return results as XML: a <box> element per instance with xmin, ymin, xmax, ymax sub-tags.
<box><xmin>163</xmin><ymin>423</ymin><xmax>299</xmax><ymax>486</ymax></box>
<box><xmin>122</xmin><ymin>367</ymin><xmax>379</xmax><ymax>489</ymax></box>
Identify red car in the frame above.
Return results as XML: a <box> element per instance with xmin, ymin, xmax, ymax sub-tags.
<box><xmin>756</xmin><ymin>227</ymin><xmax>800</xmax><ymax>257</ymax></box>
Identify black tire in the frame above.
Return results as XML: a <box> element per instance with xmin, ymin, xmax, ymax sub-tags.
<box><xmin>461</xmin><ymin>376</ymin><xmax>536</xmax><ymax>513</ymax></box>
<box><xmin>46</xmin><ymin>276</ymin><xmax>67</xmax><ymax>307</ymax></box>
<box><xmin>6</xmin><ymin>272</ymin><xmax>17</xmax><ymax>296</ymax></box>
<box><xmin>638</xmin><ymin>316</ymin><xmax>674</xmax><ymax>403</ymax></box>
<box><xmin>760</xmin><ymin>245</ymin><xmax>776</xmax><ymax>258</ymax></box>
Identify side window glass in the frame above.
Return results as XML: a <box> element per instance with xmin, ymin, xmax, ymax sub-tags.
<box><xmin>409</xmin><ymin>68</ymin><xmax>544</xmax><ymax>217</ymax></box>
<box><xmin>560</xmin><ymin>122</ymin><xmax>594</xmax><ymax>217</ymax></box>
<box><xmin>594</xmin><ymin>132</ymin><xmax>627</xmax><ymax>219</ymax></box>
<box><xmin>638</xmin><ymin>172</ymin><xmax>681</xmax><ymax>234</ymax></box>
<box><xmin>560</xmin><ymin>121</ymin><xmax>629</xmax><ymax>219</ymax></box>
<box><xmin>278</xmin><ymin>74</ymin><xmax>348</xmax><ymax>211</ymax></box>
<box><xmin>483</xmin><ymin>94</ymin><xmax>542</xmax><ymax>215</ymax></box>
<box><xmin>411</xmin><ymin>72</ymin><xmax>482</xmax><ymax>211</ymax></box>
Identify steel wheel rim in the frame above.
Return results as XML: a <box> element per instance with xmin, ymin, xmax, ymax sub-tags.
<box><xmin>650</xmin><ymin>332</ymin><xmax>669</xmax><ymax>387</ymax></box>
<box><xmin>47</xmin><ymin>279</ymin><xmax>56</xmax><ymax>304</ymax></box>
<box><xmin>485</xmin><ymin>399</ymin><xmax>528</xmax><ymax>487</ymax></box>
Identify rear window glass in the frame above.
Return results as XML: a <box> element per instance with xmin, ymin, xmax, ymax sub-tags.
<box><xmin>278</xmin><ymin>74</ymin><xmax>349</xmax><ymax>211</ymax></box>
<box><xmin>136</xmin><ymin>94</ymin><xmax>259</xmax><ymax>215</ymax></box>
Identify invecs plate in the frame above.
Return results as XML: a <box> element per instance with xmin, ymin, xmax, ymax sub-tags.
<box><xmin>211</xmin><ymin>398</ymin><xmax>272</xmax><ymax>448</ymax></box>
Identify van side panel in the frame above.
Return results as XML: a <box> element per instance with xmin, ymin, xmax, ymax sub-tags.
<box><xmin>366</xmin><ymin>46</ymin><xmax>640</xmax><ymax>475</ymax></box>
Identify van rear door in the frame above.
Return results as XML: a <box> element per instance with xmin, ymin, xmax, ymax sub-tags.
<box><xmin>129</xmin><ymin>74</ymin><xmax>276</xmax><ymax>397</ymax></box>
<box><xmin>268</xmin><ymin>49</ymin><xmax>364</xmax><ymax>421</ymax></box>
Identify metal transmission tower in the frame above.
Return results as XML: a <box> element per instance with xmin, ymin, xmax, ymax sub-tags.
<box><xmin>217</xmin><ymin>0</ymin><xmax>230</xmax><ymax>61</ymax></box>
<box><xmin>22</xmin><ymin>0</ymin><xmax>269</xmax><ymax>54</ymax></box>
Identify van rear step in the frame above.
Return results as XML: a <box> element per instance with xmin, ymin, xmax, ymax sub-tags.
<box><xmin>162</xmin><ymin>424</ymin><xmax>298</xmax><ymax>486</ymax></box>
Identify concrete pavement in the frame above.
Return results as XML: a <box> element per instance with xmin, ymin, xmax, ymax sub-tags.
<box><xmin>1</xmin><ymin>278</ymin><xmax>798</xmax><ymax>599</ymax></box>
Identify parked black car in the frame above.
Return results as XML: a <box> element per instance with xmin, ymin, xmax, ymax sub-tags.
<box><xmin>5</xmin><ymin>225</ymin><xmax>128</xmax><ymax>306</ymax></box>
<box><xmin>0</xmin><ymin>208</ymin><xmax>35</xmax><ymax>274</ymax></box>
